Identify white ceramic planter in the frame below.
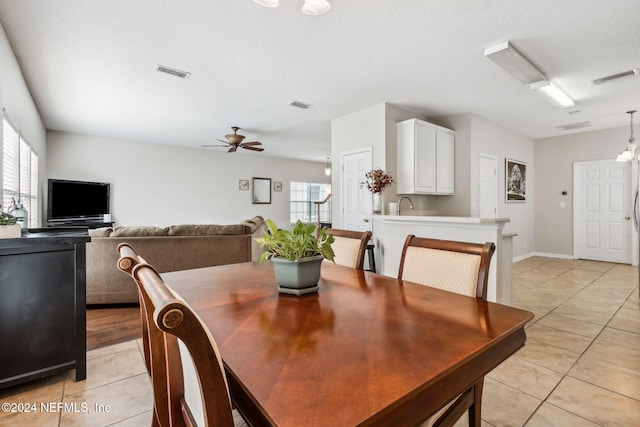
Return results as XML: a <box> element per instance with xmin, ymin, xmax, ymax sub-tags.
<box><xmin>0</xmin><ymin>224</ymin><xmax>21</xmax><ymax>239</ymax></box>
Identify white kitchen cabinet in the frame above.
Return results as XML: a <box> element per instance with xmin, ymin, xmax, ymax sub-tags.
<box><xmin>396</xmin><ymin>118</ymin><xmax>455</xmax><ymax>194</ymax></box>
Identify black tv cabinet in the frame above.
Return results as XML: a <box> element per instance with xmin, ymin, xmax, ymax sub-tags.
<box><xmin>0</xmin><ymin>229</ymin><xmax>91</xmax><ymax>389</ymax></box>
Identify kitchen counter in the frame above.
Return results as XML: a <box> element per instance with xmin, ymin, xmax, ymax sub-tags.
<box><xmin>372</xmin><ymin>215</ymin><xmax>512</xmax><ymax>304</ymax></box>
<box><xmin>373</xmin><ymin>215</ymin><xmax>510</xmax><ymax>224</ymax></box>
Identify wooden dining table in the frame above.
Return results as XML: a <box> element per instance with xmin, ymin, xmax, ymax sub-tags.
<box><xmin>162</xmin><ymin>261</ymin><xmax>533</xmax><ymax>427</ymax></box>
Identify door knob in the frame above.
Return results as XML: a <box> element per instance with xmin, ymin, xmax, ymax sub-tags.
<box><xmin>625</xmin><ymin>216</ymin><xmax>631</xmax><ymax>220</ymax></box>
<box><xmin>363</xmin><ymin>218</ymin><xmax>370</xmax><ymax>222</ymax></box>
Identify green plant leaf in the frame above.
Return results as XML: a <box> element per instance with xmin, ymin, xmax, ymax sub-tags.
<box><xmin>254</xmin><ymin>219</ymin><xmax>335</xmax><ymax>263</ymax></box>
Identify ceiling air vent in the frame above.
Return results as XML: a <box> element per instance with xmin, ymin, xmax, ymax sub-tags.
<box><xmin>156</xmin><ymin>65</ymin><xmax>191</xmax><ymax>79</ymax></box>
<box><xmin>556</xmin><ymin>121</ymin><xmax>592</xmax><ymax>131</ymax></box>
<box><xmin>289</xmin><ymin>100</ymin><xmax>312</xmax><ymax>109</ymax></box>
<box><xmin>591</xmin><ymin>69</ymin><xmax>638</xmax><ymax>85</ymax></box>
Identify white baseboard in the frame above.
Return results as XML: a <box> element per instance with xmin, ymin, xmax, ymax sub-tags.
<box><xmin>512</xmin><ymin>252</ymin><xmax>575</xmax><ymax>263</ymax></box>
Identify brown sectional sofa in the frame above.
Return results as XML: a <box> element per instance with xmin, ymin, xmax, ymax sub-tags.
<box><xmin>86</xmin><ymin>216</ymin><xmax>265</xmax><ymax>304</ymax></box>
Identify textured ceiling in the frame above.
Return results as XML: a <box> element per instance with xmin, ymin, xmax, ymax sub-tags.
<box><xmin>1</xmin><ymin>0</ymin><xmax>639</xmax><ymax>161</ymax></box>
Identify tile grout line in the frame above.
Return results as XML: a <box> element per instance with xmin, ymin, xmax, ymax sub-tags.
<box><xmin>516</xmin><ymin>259</ymin><xmax>621</xmax><ymax>426</ymax></box>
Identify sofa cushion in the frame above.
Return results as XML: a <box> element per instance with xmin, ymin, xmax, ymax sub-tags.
<box><xmin>89</xmin><ymin>227</ymin><xmax>113</xmax><ymax>237</ymax></box>
<box><xmin>167</xmin><ymin>224</ymin><xmax>248</xmax><ymax>236</ymax></box>
<box><xmin>111</xmin><ymin>226</ymin><xmax>169</xmax><ymax>237</ymax></box>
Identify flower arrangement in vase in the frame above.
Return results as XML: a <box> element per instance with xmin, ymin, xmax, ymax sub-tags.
<box><xmin>361</xmin><ymin>169</ymin><xmax>395</xmax><ymax>214</ymax></box>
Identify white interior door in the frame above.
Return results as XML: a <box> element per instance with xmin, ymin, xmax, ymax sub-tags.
<box><xmin>479</xmin><ymin>154</ymin><xmax>498</xmax><ymax>218</ymax></box>
<box><xmin>341</xmin><ymin>148</ymin><xmax>372</xmax><ymax>231</ymax></box>
<box><xmin>574</xmin><ymin>160</ymin><xmax>632</xmax><ymax>263</ymax></box>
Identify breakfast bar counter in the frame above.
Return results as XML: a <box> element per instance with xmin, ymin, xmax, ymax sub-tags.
<box><xmin>372</xmin><ymin>215</ymin><xmax>512</xmax><ymax>304</ymax></box>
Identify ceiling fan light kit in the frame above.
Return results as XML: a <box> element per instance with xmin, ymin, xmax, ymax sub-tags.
<box><xmin>202</xmin><ymin>127</ymin><xmax>264</xmax><ymax>153</ymax></box>
<box><xmin>254</xmin><ymin>0</ymin><xmax>330</xmax><ymax>15</ymax></box>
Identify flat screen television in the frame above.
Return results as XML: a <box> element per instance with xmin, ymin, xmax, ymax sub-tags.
<box><xmin>47</xmin><ymin>179</ymin><xmax>110</xmax><ymax>223</ymax></box>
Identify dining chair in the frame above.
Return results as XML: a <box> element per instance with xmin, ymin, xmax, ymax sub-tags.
<box><xmin>117</xmin><ymin>243</ymin><xmax>243</xmax><ymax>427</ymax></box>
<box><xmin>325</xmin><ymin>228</ymin><xmax>372</xmax><ymax>270</ymax></box>
<box><xmin>398</xmin><ymin>235</ymin><xmax>495</xmax><ymax>427</ymax></box>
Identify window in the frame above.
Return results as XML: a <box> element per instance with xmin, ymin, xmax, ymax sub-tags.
<box><xmin>3</xmin><ymin>116</ymin><xmax>38</xmax><ymax>227</ymax></box>
<box><xmin>290</xmin><ymin>182</ymin><xmax>331</xmax><ymax>225</ymax></box>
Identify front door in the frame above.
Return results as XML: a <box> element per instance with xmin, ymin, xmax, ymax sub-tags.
<box><xmin>341</xmin><ymin>148</ymin><xmax>372</xmax><ymax>231</ymax></box>
<box><xmin>574</xmin><ymin>160</ymin><xmax>632</xmax><ymax>263</ymax></box>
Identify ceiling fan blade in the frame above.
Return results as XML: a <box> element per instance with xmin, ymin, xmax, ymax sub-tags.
<box><xmin>243</xmin><ymin>146</ymin><xmax>264</xmax><ymax>152</ymax></box>
<box><xmin>228</xmin><ymin>146</ymin><xmax>237</xmax><ymax>153</ymax></box>
<box><xmin>202</xmin><ymin>144</ymin><xmax>230</xmax><ymax>148</ymax></box>
<box><xmin>241</xmin><ymin>141</ymin><xmax>262</xmax><ymax>146</ymax></box>
<box><xmin>216</xmin><ymin>138</ymin><xmax>231</xmax><ymax>144</ymax></box>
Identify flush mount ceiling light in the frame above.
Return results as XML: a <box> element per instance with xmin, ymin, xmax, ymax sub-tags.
<box><xmin>617</xmin><ymin>110</ymin><xmax>638</xmax><ymax>162</ymax></box>
<box><xmin>529</xmin><ymin>80</ymin><xmax>575</xmax><ymax>108</ymax></box>
<box><xmin>254</xmin><ymin>0</ymin><xmax>330</xmax><ymax>15</ymax></box>
<box><xmin>484</xmin><ymin>40</ymin><xmax>575</xmax><ymax>108</ymax></box>
<box><xmin>484</xmin><ymin>41</ymin><xmax>546</xmax><ymax>85</ymax></box>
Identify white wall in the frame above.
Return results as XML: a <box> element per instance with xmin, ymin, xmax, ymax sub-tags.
<box><xmin>437</xmin><ymin>114</ymin><xmax>535</xmax><ymax>259</ymax></box>
<box><xmin>434</xmin><ymin>113</ymin><xmax>472</xmax><ymax>216</ymax></box>
<box><xmin>330</xmin><ymin>103</ymin><xmax>386</xmax><ymax>228</ymax></box>
<box><xmin>47</xmin><ymin>131</ymin><xmax>328</xmax><ymax>228</ymax></box>
<box><xmin>471</xmin><ymin>115</ymin><xmax>535</xmax><ymax>259</ymax></box>
<box><xmin>0</xmin><ymin>22</ymin><xmax>46</xmax><ymax>224</ymax></box>
<box><xmin>535</xmin><ymin>125</ymin><xmax>637</xmax><ymax>257</ymax></box>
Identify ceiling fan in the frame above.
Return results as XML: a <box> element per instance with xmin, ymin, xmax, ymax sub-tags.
<box><xmin>202</xmin><ymin>127</ymin><xmax>264</xmax><ymax>153</ymax></box>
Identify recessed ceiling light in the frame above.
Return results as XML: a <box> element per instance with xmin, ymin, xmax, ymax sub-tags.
<box><xmin>289</xmin><ymin>100</ymin><xmax>312</xmax><ymax>109</ymax></box>
<box><xmin>156</xmin><ymin>65</ymin><xmax>191</xmax><ymax>79</ymax></box>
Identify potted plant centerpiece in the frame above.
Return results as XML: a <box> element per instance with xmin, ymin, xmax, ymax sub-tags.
<box><xmin>256</xmin><ymin>219</ymin><xmax>335</xmax><ymax>295</ymax></box>
<box><xmin>0</xmin><ymin>205</ymin><xmax>21</xmax><ymax>239</ymax></box>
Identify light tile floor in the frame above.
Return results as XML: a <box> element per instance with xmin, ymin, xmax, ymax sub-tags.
<box><xmin>1</xmin><ymin>256</ymin><xmax>639</xmax><ymax>426</ymax></box>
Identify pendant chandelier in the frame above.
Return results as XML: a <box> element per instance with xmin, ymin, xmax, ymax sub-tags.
<box><xmin>616</xmin><ymin>110</ymin><xmax>638</xmax><ymax>162</ymax></box>
<box><xmin>254</xmin><ymin>0</ymin><xmax>331</xmax><ymax>16</ymax></box>
<box><xmin>324</xmin><ymin>157</ymin><xmax>332</xmax><ymax>176</ymax></box>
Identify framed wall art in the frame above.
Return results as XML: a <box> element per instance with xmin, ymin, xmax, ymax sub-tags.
<box><xmin>505</xmin><ymin>158</ymin><xmax>526</xmax><ymax>203</ymax></box>
<box><xmin>252</xmin><ymin>177</ymin><xmax>272</xmax><ymax>204</ymax></box>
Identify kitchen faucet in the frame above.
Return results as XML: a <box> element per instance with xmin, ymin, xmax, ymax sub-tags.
<box><xmin>397</xmin><ymin>196</ymin><xmax>414</xmax><ymax>215</ymax></box>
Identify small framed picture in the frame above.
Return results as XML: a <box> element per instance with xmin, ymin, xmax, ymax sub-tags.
<box><xmin>505</xmin><ymin>159</ymin><xmax>526</xmax><ymax>202</ymax></box>
<box><xmin>273</xmin><ymin>181</ymin><xmax>282</xmax><ymax>192</ymax></box>
<box><xmin>239</xmin><ymin>179</ymin><xmax>249</xmax><ymax>191</ymax></box>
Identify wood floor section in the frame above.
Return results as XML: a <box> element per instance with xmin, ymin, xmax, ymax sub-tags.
<box><xmin>86</xmin><ymin>305</ymin><xmax>141</xmax><ymax>351</ymax></box>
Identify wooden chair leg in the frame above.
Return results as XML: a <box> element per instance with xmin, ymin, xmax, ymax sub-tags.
<box><xmin>468</xmin><ymin>377</ymin><xmax>484</xmax><ymax>427</ymax></box>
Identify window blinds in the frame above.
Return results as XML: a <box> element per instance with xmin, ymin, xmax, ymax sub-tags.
<box><xmin>2</xmin><ymin>116</ymin><xmax>38</xmax><ymax>226</ymax></box>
